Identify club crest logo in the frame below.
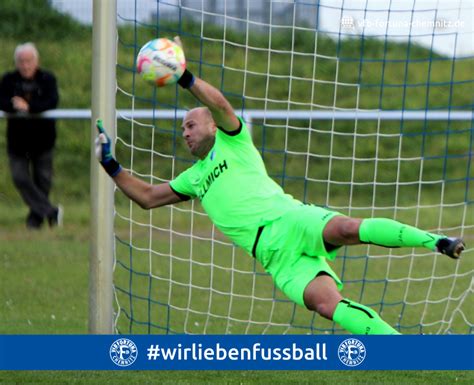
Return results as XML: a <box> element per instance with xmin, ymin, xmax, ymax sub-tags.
<box><xmin>337</xmin><ymin>338</ymin><xmax>366</xmax><ymax>367</ymax></box>
<box><xmin>109</xmin><ymin>338</ymin><xmax>138</xmax><ymax>367</ymax></box>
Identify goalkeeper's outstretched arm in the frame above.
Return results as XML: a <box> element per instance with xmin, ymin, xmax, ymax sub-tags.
<box><xmin>184</xmin><ymin>76</ymin><xmax>240</xmax><ymax>133</ymax></box>
<box><xmin>175</xmin><ymin>37</ymin><xmax>240</xmax><ymax>133</ymax></box>
<box><xmin>112</xmin><ymin>171</ymin><xmax>181</xmax><ymax>209</ymax></box>
<box><xmin>95</xmin><ymin>119</ymin><xmax>182</xmax><ymax>209</ymax></box>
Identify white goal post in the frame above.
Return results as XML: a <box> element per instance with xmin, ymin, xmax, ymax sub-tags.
<box><xmin>89</xmin><ymin>0</ymin><xmax>117</xmax><ymax>334</ymax></box>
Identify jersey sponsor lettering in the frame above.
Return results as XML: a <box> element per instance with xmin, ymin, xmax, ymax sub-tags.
<box><xmin>198</xmin><ymin>160</ymin><xmax>228</xmax><ymax>200</ymax></box>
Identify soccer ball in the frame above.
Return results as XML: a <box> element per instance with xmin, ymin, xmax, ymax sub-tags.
<box><xmin>136</xmin><ymin>38</ymin><xmax>186</xmax><ymax>87</ymax></box>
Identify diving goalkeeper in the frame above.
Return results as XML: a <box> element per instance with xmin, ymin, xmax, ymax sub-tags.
<box><xmin>95</xmin><ymin>44</ymin><xmax>465</xmax><ymax>335</ymax></box>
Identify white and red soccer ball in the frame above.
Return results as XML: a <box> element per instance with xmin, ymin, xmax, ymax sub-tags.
<box><xmin>136</xmin><ymin>38</ymin><xmax>186</xmax><ymax>87</ymax></box>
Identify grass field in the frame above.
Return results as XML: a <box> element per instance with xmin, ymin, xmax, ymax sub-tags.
<box><xmin>1</xmin><ymin>199</ymin><xmax>473</xmax><ymax>384</ymax></box>
<box><xmin>0</xmin><ymin>369</ymin><xmax>473</xmax><ymax>385</ymax></box>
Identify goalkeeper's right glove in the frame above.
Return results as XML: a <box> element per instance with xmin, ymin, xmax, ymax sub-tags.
<box><xmin>95</xmin><ymin>119</ymin><xmax>122</xmax><ymax>177</ymax></box>
<box><xmin>173</xmin><ymin>36</ymin><xmax>195</xmax><ymax>89</ymax></box>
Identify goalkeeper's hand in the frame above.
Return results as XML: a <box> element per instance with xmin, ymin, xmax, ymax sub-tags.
<box><xmin>95</xmin><ymin>119</ymin><xmax>122</xmax><ymax>177</ymax></box>
<box><xmin>173</xmin><ymin>36</ymin><xmax>195</xmax><ymax>89</ymax></box>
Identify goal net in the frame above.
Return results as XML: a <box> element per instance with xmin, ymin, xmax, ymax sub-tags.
<box><xmin>113</xmin><ymin>0</ymin><xmax>473</xmax><ymax>334</ymax></box>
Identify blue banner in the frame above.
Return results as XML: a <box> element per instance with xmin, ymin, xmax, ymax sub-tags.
<box><xmin>0</xmin><ymin>335</ymin><xmax>472</xmax><ymax>370</ymax></box>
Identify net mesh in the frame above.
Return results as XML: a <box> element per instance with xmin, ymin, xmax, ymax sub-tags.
<box><xmin>114</xmin><ymin>0</ymin><xmax>473</xmax><ymax>334</ymax></box>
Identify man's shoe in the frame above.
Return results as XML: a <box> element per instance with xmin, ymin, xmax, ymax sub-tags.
<box><xmin>26</xmin><ymin>211</ymin><xmax>43</xmax><ymax>229</ymax></box>
<box><xmin>435</xmin><ymin>237</ymin><xmax>465</xmax><ymax>259</ymax></box>
<box><xmin>48</xmin><ymin>205</ymin><xmax>63</xmax><ymax>228</ymax></box>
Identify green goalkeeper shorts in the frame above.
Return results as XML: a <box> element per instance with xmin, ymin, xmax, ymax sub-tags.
<box><xmin>254</xmin><ymin>204</ymin><xmax>344</xmax><ymax>307</ymax></box>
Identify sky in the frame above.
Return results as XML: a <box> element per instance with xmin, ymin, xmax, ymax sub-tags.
<box><xmin>319</xmin><ymin>0</ymin><xmax>473</xmax><ymax>57</ymax></box>
<box><xmin>51</xmin><ymin>0</ymin><xmax>473</xmax><ymax>57</ymax></box>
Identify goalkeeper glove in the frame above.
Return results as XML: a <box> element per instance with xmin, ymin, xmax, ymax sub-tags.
<box><xmin>95</xmin><ymin>119</ymin><xmax>122</xmax><ymax>177</ymax></box>
<box><xmin>173</xmin><ymin>36</ymin><xmax>195</xmax><ymax>89</ymax></box>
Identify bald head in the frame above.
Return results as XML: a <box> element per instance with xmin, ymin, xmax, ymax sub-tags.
<box><xmin>184</xmin><ymin>107</ymin><xmax>214</xmax><ymax>125</ymax></box>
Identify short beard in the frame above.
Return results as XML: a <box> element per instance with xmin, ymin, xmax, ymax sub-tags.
<box><xmin>193</xmin><ymin>136</ymin><xmax>216</xmax><ymax>159</ymax></box>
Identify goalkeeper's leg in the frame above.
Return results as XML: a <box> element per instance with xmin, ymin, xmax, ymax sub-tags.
<box><xmin>323</xmin><ymin>216</ymin><xmax>465</xmax><ymax>259</ymax></box>
<box><xmin>304</xmin><ymin>273</ymin><xmax>400</xmax><ymax>335</ymax></box>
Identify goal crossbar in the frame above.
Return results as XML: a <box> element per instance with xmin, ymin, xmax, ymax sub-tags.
<box><xmin>1</xmin><ymin>109</ymin><xmax>471</xmax><ymax>121</ymax></box>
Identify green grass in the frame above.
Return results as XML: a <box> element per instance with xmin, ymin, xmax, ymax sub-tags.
<box><xmin>1</xmin><ymin>198</ymin><xmax>471</xmax><ymax>336</ymax></box>
<box><xmin>1</xmin><ymin>200</ymin><xmax>472</xmax><ymax>384</ymax></box>
<box><xmin>0</xmin><ymin>370</ymin><xmax>473</xmax><ymax>385</ymax></box>
<box><xmin>0</xmin><ymin>202</ymin><xmax>90</xmax><ymax>334</ymax></box>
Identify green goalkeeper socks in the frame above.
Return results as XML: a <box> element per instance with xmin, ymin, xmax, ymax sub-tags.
<box><xmin>359</xmin><ymin>218</ymin><xmax>441</xmax><ymax>250</ymax></box>
<box><xmin>333</xmin><ymin>299</ymin><xmax>400</xmax><ymax>335</ymax></box>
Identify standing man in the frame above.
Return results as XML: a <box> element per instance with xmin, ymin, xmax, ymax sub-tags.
<box><xmin>0</xmin><ymin>43</ymin><xmax>62</xmax><ymax>229</ymax></box>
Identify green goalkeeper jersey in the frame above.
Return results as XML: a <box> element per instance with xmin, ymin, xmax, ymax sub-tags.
<box><xmin>169</xmin><ymin>116</ymin><xmax>300</xmax><ymax>254</ymax></box>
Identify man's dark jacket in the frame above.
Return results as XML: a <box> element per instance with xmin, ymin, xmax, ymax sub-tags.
<box><xmin>0</xmin><ymin>69</ymin><xmax>59</xmax><ymax>156</ymax></box>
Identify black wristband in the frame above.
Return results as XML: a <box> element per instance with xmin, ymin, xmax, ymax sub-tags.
<box><xmin>177</xmin><ymin>69</ymin><xmax>195</xmax><ymax>89</ymax></box>
<box><xmin>101</xmin><ymin>158</ymin><xmax>122</xmax><ymax>177</ymax></box>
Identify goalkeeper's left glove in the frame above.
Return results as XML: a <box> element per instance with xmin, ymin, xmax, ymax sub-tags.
<box><xmin>95</xmin><ymin>119</ymin><xmax>122</xmax><ymax>177</ymax></box>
